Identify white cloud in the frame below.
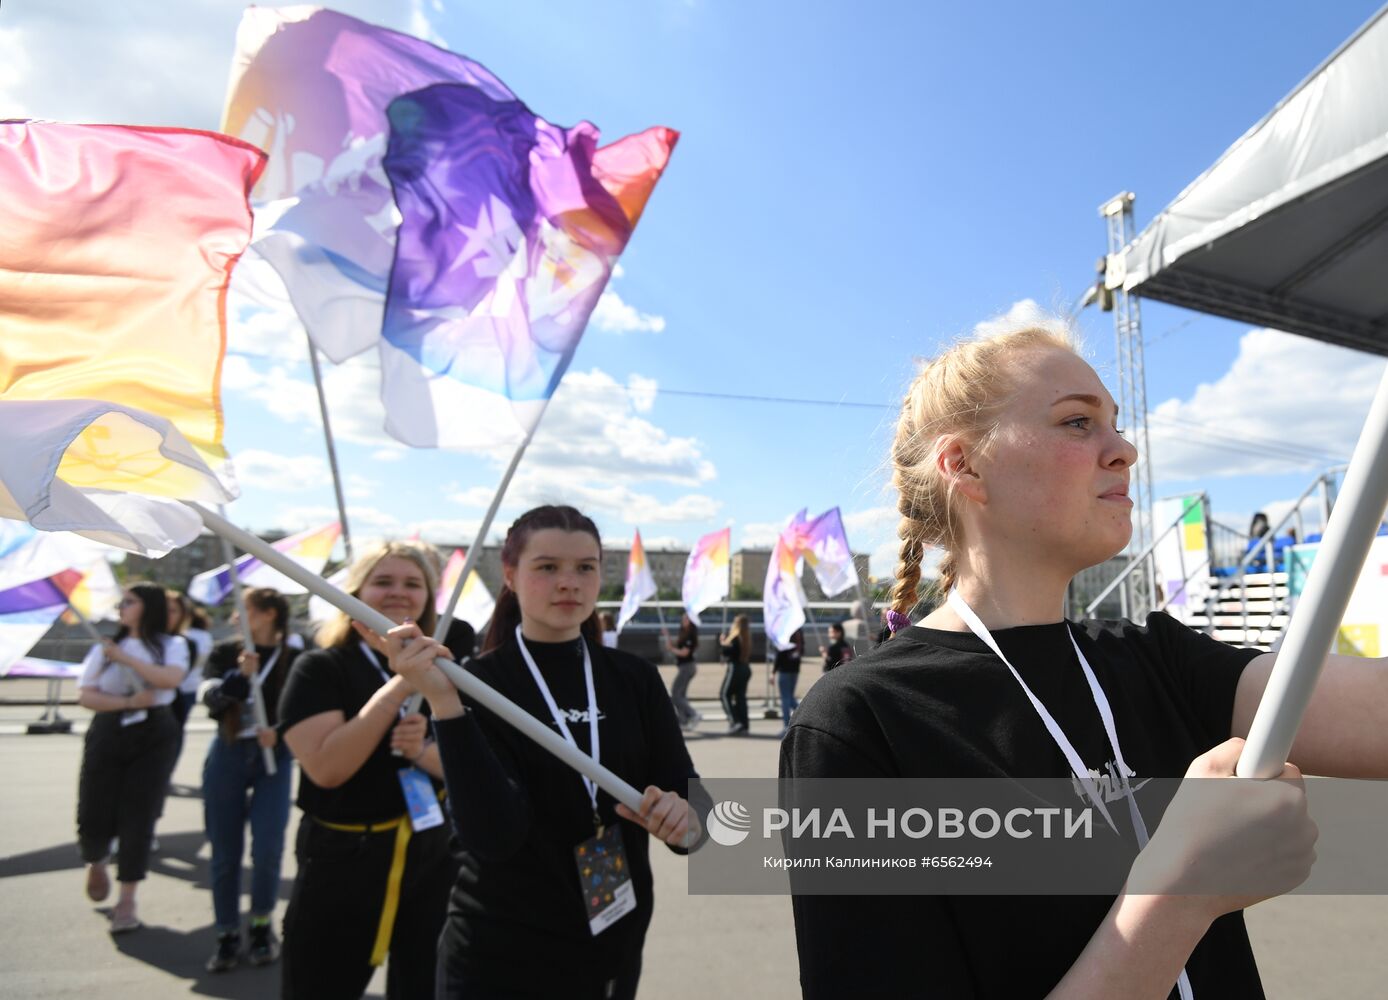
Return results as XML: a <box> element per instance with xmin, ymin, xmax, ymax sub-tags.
<box><xmin>738</xmin><ymin>522</ymin><xmax>786</xmax><ymax>548</ymax></box>
<box><xmin>972</xmin><ymin>298</ymin><xmax>1070</xmax><ymax>341</ymax></box>
<box><xmin>1147</xmin><ymin>329</ymin><xmax>1381</xmax><ymax>483</ymax></box>
<box><xmin>448</xmin><ymin>486</ymin><xmax>496</xmax><ymax>508</ymax></box>
<box><xmin>269</xmin><ymin>504</ymin><xmax>402</xmax><ymax>535</ymax></box>
<box><xmin>409</xmin><ymin>519</ymin><xmax>491</xmax><ymax>545</ymax></box>
<box><xmin>0</xmin><ymin>1</ymin><xmax>423</xmax><ymax>131</ymax></box>
<box><xmin>228</xmin><ymin>296</ymin><xmax>310</xmax><ymax>364</ymax></box>
<box><xmin>591</xmin><ymin>288</ymin><xmax>667</xmax><ymax>334</ymax></box>
<box><xmin>233</xmin><ymin>449</ymin><xmax>327</xmax><ymax>493</ymax></box>
<box><xmin>371</xmin><ymin>448</ymin><xmax>407</xmax><ymax>462</ymax></box>
<box><xmin>345</xmin><ymin>473</ymin><xmax>377</xmax><ymax>500</ymax></box>
<box><xmin>523</xmin><ymin>368</ymin><xmax>716</xmax><ymax>486</ymax></box>
<box><xmin>408</xmin><ymin>0</ymin><xmax>448</xmax><ymax>46</ymax></box>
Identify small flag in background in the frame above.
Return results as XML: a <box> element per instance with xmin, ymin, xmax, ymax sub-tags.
<box><xmin>0</xmin><ymin>560</ymin><xmax>118</xmax><ymax>672</ymax></box>
<box><xmin>617</xmin><ymin>530</ymin><xmax>658</xmax><ymax>633</ymax></box>
<box><xmin>799</xmin><ymin>508</ymin><xmax>859</xmax><ymax>598</ymax></box>
<box><xmin>437</xmin><ymin>548</ymin><xmax>496</xmax><ymax>633</ymax></box>
<box><xmin>763</xmin><ymin>533</ymin><xmax>807</xmax><ymax>652</ymax></box>
<box><xmin>682</xmin><ymin>528</ymin><xmax>730</xmax><ymax>625</ymax></box>
<box><xmin>189</xmin><ymin>521</ymin><xmax>341</xmax><ymax>605</ymax></box>
<box><xmin>0</xmin><ymin>121</ymin><xmax>262</xmax><ymax>553</ymax></box>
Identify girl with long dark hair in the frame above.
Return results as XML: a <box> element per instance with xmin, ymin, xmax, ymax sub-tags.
<box><xmin>76</xmin><ymin>582</ymin><xmax>189</xmax><ymax>933</ymax></box>
<box><xmin>666</xmin><ymin>613</ymin><xmax>701</xmax><ymax>730</ymax></box>
<box><xmin>387</xmin><ymin>504</ymin><xmax>701</xmax><ymax>999</ymax></box>
<box><xmin>277</xmin><ymin>542</ymin><xmax>455</xmax><ymax>999</ymax></box>
<box><xmin>200</xmin><ymin>587</ymin><xmax>299</xmax><ymax>972</ymax></box>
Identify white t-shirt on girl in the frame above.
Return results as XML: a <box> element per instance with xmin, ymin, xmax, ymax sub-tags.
<box><xmin>79</xmin><ymin>636</ymin><xmax>189</xmax><ymax>707</ymax></box>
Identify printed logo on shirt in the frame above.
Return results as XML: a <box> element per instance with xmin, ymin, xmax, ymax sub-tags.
<box><xmin>1070</xmin><ymin>759</ymin><xmax>1151</xmax><ymax>805</ymax></box>
<box><xmin>552</xmin><ymin>707</ymin><xmax>606</xmax><ymax>726</ymax></box>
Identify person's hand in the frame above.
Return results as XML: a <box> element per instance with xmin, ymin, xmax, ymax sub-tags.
<box><xmin>351</xmin><ymin>619</ymin><xmax>388</xmax><ymax>656</ymax></box>
<box><xmin>1129</xmin><ymin>737</ymin><xmax>1317</xmax><ymax>919</ymax></box>
<box><xmin>385</xmin><ymin>623</ymin><xmax>462</xmax><ymax>714</ymax></box>
<box><xmin>101</xmin><ymin>639</ymin><xmax>126</xmax><ymax>666</ymax></box>
<box><xmin>390</xmin><ymin>712</ymin><xmax>429</xmax><ymax>760</ymax></box>
<box><xmin>256</xmin><ymin>726</ymin><xmax>278</xmax><ymax>749</ymax></box>
<box><xmin>128</xmin><ymin>688</ymin><xmax>158</xmax><ymax>709</ymax></box>
<box><xmin>818</xmin><ymin>645</ymin><xmax>827</xmax><ymax>655</ymax></box>
<box><xmin>238</xmin><ymin>649</ymin><xmax>261</xmax><ymax>678</ymax></box>
<box><xmin>616</xmin><ymin>786</ymin><xmax>697</xmax><ymax>848</ymax></box>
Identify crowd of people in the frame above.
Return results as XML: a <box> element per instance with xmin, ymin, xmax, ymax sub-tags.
<box><xmin>69</xmin><ymin>318</ymin><xmax>1388</xmax><ymax>998</ymax></box>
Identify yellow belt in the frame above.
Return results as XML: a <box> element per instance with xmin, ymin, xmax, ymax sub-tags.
<box><xmin>313</xmin><ymin>814</ymin><xmax>412</xmax><ymax>966</ymax></box>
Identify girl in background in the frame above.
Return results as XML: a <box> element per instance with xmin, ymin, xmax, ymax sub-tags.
<box><xmin>200</xmin><ymin>587</ymin><xmax>298</xmax><ymax>972</ymax></box>
<box><xmin>667</xmin><ymin>613</ymin><xmax>701</xmax><ymax>731</ymax></box>
<box><xmin>718</xmin><ymin>614</ymin><xmax>752</xmax><ymax>735</ymax></box>
<box><xmin>76</xmin><ymin>583</ymin><xmax>189</xmax><ymax>933</ymax></box>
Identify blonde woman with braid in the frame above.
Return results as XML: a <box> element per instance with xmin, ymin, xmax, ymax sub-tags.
<box><xmin>782</xmin><ymin>320</ymin><xmax>1388</xmax><ymax>998</ymax></box>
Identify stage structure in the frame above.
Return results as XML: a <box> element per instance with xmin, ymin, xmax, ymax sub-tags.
<box><xmin>1093</xmin><ymin>3</ymin><xmax>1388</xmax><ymax>618</ymax></box>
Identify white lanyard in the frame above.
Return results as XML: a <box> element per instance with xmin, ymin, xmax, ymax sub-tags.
<box><xmin>359</xmin><ymin>641</ymin><xmax>406</xmax><ymax>718</ymax></box>
<box><xmin>515</xmin><ymin>624</ymin><xmax>601</xmax><ymax>823</ymax></box>
<box><xmin>947</xmin><ymin>591</ymin><xmax>1193</xmax><ymax>1000</ymax></box>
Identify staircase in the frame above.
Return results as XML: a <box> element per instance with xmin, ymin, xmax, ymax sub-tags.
<box><xmin>1187</xmin><ymin>572</ymin><xmax>1290</xmax><ymax>652</ymax></box>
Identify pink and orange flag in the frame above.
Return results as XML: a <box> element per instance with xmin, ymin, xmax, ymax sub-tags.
<box><xmin>0</xmin><ymin>122</ymin><xmax>265</xmax><ymax>552</ymax></box>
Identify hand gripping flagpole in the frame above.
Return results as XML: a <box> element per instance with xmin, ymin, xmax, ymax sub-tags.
<box><xmin>188</xmin><ymin>501</ymin><xmax>645</xmax><ymax>813</ymax></box>
<box><xmin>1237</xmin><ymin>367</ymin><xmax>1388</xmax><ymax>779</ymax></box>
<box><xmin>215</xmin><ymin>508</ymin><xmax>277</xmax><ymax>775</ymax></box>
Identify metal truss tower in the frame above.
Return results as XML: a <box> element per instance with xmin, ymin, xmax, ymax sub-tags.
<box><xmin>1099</xmin><ymin>192</ymin><xmax>1157</xmax><ymax>617</ymax></box>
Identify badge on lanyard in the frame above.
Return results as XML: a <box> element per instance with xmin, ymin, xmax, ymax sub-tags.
<box><xmin>575</xmin><ymin>823</ymin><xmax>637</xmax><ymax>935</ymax></box>
<box><xmin>397</xmin><ymin>766</ymin><xmax>445</xmax><ymax>832</ymax></box>
<box><xmin>514</xmin><ymin>624</ymin><xmax>637</xmax><ymax>935</ymax></box>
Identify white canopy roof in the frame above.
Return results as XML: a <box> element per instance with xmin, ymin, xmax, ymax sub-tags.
<box><xmin>1118</xmin><ymin>5</ymin><xmax>1388</xmax><ymax>353</ymax></box>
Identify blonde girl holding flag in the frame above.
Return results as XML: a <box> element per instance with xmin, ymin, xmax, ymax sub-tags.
<box><xmin>276</xmin><ymin>542</ymin><xmax>455</xmax><ymax>999</ymax></box>
<box><xmin>784</xmin><ymin>321</ymin><xmax>1388</xmax><ymax>998</ymax></box>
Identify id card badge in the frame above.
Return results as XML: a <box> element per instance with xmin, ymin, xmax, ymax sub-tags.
<box><xmin>397</xmin><ymin>767</ymin><xmax>445</xmax><ymax>832</ymax></box>
<box><xmin>575</xmin><ymin>824</ymin><xmax>637</xmax><ymax>936</ymax></box>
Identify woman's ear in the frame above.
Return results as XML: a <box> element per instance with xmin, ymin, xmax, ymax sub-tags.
<box><xmin>935</xmin><ymin>435</ymin><xmax>986</xmax><ymax>504</ymax></box>
<box><xmin>502</xmin><ymin>568</ymin><xmax>515</xmax><ymax>592</ymax></box>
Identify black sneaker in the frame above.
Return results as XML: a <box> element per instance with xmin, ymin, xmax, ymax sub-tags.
<box><xmin>247</xmin><ymin>922</ymin><xmax>280</xmax><ymax>966</ymax></box>
<box><xmin>206</xmin><ymin>931</ymin><xmax>240</xmax><ymax>973</ymax></box>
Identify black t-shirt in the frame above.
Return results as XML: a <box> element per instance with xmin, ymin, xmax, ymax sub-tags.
<box><xmin>277</xmin><ymin>642</ymin><xmax>441</xmax><ymax>824</ymax></box>
<box><xmin>774</xmin><ymin>633</ymin><xmax>804</xmax><ymax>674</ymax></box>
<box><xmin>782</xmin><ymin>611</ymin><xmax>1263</xmax><ymax>999</ymax></box>
<box><xmin>434</xmin><ymin>635</ymin><xmax>699</xmax><ymax>991</ymax></box>
<box><xmin>672</xmin><ymin>632</ymin><xmax>698</xmax><ymax>665</ymax></box>
<box><xmin>822</xmin><ymin>637</ymin><xmax>853</xmax><ymax>671</ymax></box>
<box><xmin>720</xmin><ymin>636</ymin><xmax>745</xmax><ymax>665</ymax></box>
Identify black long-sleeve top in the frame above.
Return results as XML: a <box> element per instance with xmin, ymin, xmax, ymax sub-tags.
<box><xmin>433</xmin><ymin>633</ymin><xmax>699</xmax><ymax>993</ymax></box>
<box><xmin>201</xmin><ymin>639</ymin><xmax>297</xmax><ymax>732</ymax></box>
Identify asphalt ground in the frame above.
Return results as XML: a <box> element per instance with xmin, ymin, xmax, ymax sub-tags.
<box><xmin>1</xmin><ymin>678</ymin><xmax>1386</xmax><ymax>998</ymax></box>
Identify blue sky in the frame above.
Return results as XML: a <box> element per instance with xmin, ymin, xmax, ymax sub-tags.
<box><xmin>4</xmin><ymin>0</ymin><xmax>1384</xmax><ymax>578</ymax></box>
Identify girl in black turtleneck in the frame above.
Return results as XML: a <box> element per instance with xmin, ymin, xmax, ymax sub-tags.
<box><xmin>388</xmin><ymin>504</ymin><xmax>701</xmax><ymax>1000</ymax></box>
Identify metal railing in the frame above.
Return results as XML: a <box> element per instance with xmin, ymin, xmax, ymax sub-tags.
<box><xmin>1083</xmin><ymin>495</ymin><xmax>1206</xmax><ymax>619</ymax></box>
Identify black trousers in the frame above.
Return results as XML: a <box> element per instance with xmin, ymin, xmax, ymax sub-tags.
<box><xmin>76</xmin><ymin>707</ymin><xmax>178</xmax><ymax>882</ymax></box>
<box><xmin>281</xmin><ymin>816</ymin><xmax>456</xmax><ymax>1000</ymax></box>
<box><xmin>720</xmin><ymin>661</ymin><xmax>751</xmax><ymax>728</ymax></box>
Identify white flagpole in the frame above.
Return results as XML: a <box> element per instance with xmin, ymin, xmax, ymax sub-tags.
<box><xmin>404</xmin><ymin>413</ymin><xmax>548</xmax><ymax>717</ymax></box>
<box><xmin>1238</xmin><ymin>368</ymin><xmax>1388</xmax><ymax>779</ymax></box>
<box><xmin>215</xmin><ymin>508</ymin><xmax>277</xmax><ymax>775</ymax></box>
<box><xmin>187</xmin><ymin>501</ymin><xmax>645</xmax><ymax>813</ymax></box>
<box><xmin>306</xmin><ymin>333</ymin><xmax>354</xmax><ymax>563</ymax></box>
